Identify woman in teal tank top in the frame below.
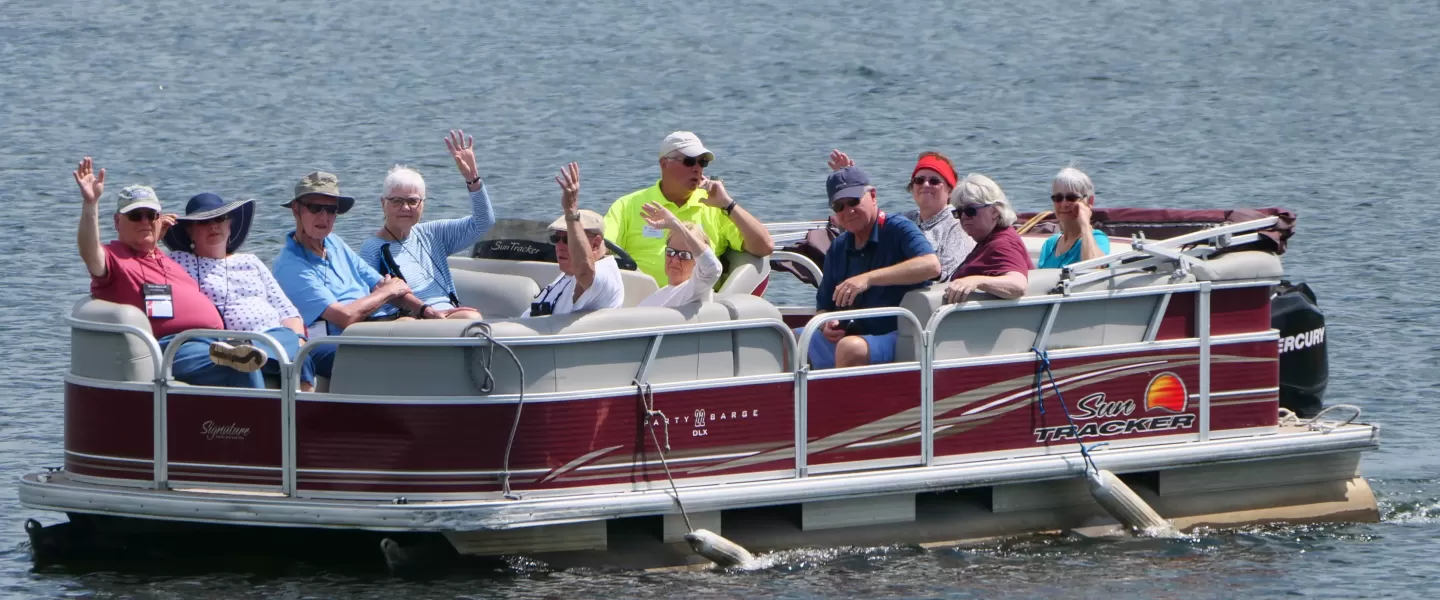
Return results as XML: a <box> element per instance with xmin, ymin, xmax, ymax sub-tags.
<box><xmin>1037</xmin><ymin>167</ymin><xmax>1110</xmax><ymax>269</ymax></box>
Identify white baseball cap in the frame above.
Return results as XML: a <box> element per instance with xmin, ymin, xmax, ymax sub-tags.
<box><xmin>658</xmin><ymin>131</ymin><xmax>714</xmax><ymax>161</ymax></box>
<box><xmin>116</xmin><ymin>185</ymin><xmax>162</xmax><ymax>214</ymax></box>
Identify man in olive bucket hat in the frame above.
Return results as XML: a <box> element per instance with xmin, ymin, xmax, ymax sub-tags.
<box><xmin>163</xmin><ymin>192</ymin><xmax>319</xmax><ymax>391</ymax></box>
<box><xmin>71</xmin><ymin>157</ymin><xmax>265</xmax><ymax>388</ymax></box>
<box><xmin>272</xmin><ymin>171</ymin><xmax>421</xmax><ymax>380</ymax></box>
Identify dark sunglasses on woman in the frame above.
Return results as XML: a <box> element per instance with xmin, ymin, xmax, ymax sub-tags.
<box><xmin>197</xmin><ymin>214</ymin><xmax>230</xmax><ymax>225</ymax></box>
<box><xmin>954</xmin><ymin>204</ymin><xmax>995</xmax><ymax>219</ymax></box>
<box><xmin>911</xmin><ymin>175</ymin><xmax>945</xmax><ymax>187</ymax></box>
<box><xmin>663</xmin><ymin>247</ymin><xmax>694</xmax><ymax>260</ymax></box>
<box><xmin>1051</xmin><ymin>193</ymin><xmax>1085</xmax><ymax>203</ymax></box>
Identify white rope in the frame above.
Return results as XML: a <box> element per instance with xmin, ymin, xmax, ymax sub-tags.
<box><xmin>1277</xmin><ymin>404</ymin><xmax>1361</xmax><ymax>433</ymax></box>
<box><xmin>638</xmin><ymin>381</ymin><xmax>693</xmax><ymax>532</ymax></box>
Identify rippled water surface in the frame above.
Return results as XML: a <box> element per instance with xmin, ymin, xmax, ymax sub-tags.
<box><xmin>3</xmin><ymin>0</ymin><xmax>1438</xmax><ymax>597</ymax></box>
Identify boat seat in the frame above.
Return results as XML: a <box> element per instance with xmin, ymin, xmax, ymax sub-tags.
<box><xmin>452</xmin><ymin>270</ymin><xmax>540</xmax><ymax>320</ymax></box>
<box><xmin>714</xmin><ymin>293</ymin><xmax>790</xmax><ymax>376</ymax></box>
<box><xmin>70</xmin><ymin>298</ymin><xmax>157</xmax><ymax>383</ymax></box>
<box><xmin>1190</xmin><ymin>251</ymin><xmax>1283</xmax><ymax>281</ymax></box>
<box><xmin>716</xmin><ymin>250</ymin><xmax>772</xmax><ymax>296</ymax></box>
<box><xmin>331</xmin><ymin>302</ymin><xmax>749</xmax><ymax>396</ymax></box>
<box><xmin>448</xmin><ymin>256</ymin><xmax>659</xmax><ymax>308</ymax></box>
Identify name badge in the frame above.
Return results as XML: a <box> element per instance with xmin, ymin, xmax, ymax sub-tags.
<box><xmin>642</xmin><ymin>225</ymin><xmax>666</xmax><ymax>239</ymax></box>
<box><xmin>143</xmin><ymin>283</ymin><xmax>174</xmax><ymax>319</ymax></box>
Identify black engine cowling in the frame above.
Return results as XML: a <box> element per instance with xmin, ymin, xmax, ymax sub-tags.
<box><xmin>1271</xmin><ymin>281</ymin><xmax>1327</xmax><ymax>417</ymax></box>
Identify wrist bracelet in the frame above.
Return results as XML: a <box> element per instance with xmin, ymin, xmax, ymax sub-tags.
<box><xmin>466</xmin><ymin>175</ymin><xmax>481</xmax><ymax>185</ymax></box>
<box><xmin>723</xmin><ymin>200</ymin><xmax>737</xmax><ymax>215</ymax></box>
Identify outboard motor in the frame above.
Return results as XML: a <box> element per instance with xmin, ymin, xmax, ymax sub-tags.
<box><xmin>1271</xmin><ymin>281</ymin><xmax>1327</xmax><ymax>417</ymax></box>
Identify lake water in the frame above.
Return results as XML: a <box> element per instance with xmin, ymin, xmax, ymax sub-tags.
<box><xmin>2</xmin><ymin>0</ymin><xmax>1438</xmax><ymax>597</ymax></box>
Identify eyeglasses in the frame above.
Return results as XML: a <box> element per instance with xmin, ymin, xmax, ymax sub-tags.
<box><xmin>124</xmin><ymin>210</ymin><xmax>158</xmax><ymax>222</ymax></box>
<box><xmin>385</xmin><ymin>196</ymin><xmax>423</xmax><ymax>208</ymax></box>
<box><xmin>1051</xmin><ymin>193</ymin><xmax>1086</xmax><ymax>203</ymax></box>
<box><xmin>912</xmin><ymin>176</ymin><xmax>945</xmax><ymax>187</ymax></box>
<box><xmin>299</xmin><ymin>202</ymin><xmax>339</xmax><ymax>215</ymax></box>
<box><xmin>669</xmin><ymin>155</ymin><xmax>711</xmax><ymax>168</ymax></box>
<box><xmin>549</xmin><ymin>230</ymin><xmax>599</xmax><ymax>244</ymax></box>
<box><xmin>197</xmin><ymin>214</ymin><xmax>230</xmax><ymax>226</ymax></box>
<box><xmin>664</xmin><ymin>247</ymin><xmax>694</xmax><ymax>260</ymax></box>
<box><xmin>830</xmin><ymin>197</ymin><xmax>862</xmax><ymax>213</ymax></box>
<box><xmin>953</xmin><ymin>204</ymin><xmax>988</xmax><ymax>219</ymax></box>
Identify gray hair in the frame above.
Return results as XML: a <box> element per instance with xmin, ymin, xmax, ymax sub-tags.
<box><xmin>950</xmin><ymin>173</ymin><xmax>1016</xmax><ymax>228</ymax></box>
<box><xmin>1052</xmin><ymin>167</ymin><xmax>1095</xmax><ymax>197</ymax></box>
<box><xmin>382</xmin><ymin>165</ymin><xmax>426</xmax><ymax>199</ymax></box>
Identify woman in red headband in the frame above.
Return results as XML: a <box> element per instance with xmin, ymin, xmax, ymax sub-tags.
<box><xmin>827</xmin><ymin>150</ymin><xmax>974</xmax><ymax>278</ymax></box>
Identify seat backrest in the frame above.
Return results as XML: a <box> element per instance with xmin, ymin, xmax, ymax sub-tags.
<box><xmin>1191</xmin><ymin>251</ymin><xmax>1283</xmax><ymax>281</ymax></box>
<box><xmin>70</xmin><ymin>298</ymin><xmax>157</xmax><ymax>382</ymax></box>
<box><xmin>714</xmin><ymin>293</ymin><xmax>790</xmax><ymax>376</ymax></box>
<box><xmin>448</xmin><ymin>256</ymin><xmax>658</xmax><ymax>308</ymax></box>
<box><xmin>452</xmin><ymin>270</ymin><xmax>540</xmax><ymax>320</ymax></box>
<box><xmin>716</xmin><ymin>250</ymin><xmax>771</xmax><ymax>295</ymax></box>
<box><xmin>330</xmin><ymin>303</ymin><xmax>737</xmax><ymax>396</ymax></box>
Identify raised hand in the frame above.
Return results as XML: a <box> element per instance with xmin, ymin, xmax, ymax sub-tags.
<box><xmin>827</xmin><ymin>149</ymin><xmax>854</xmax><ymax>171</ymax></box>
<box><xmin>1075</xmin><ymin>197</ymin><xmax>1094</xmax><ymax>227</ymax></box>
<box><xmin>73</xmin><ymin>157</ymin><xmax>106</xmax><ymax>205</ymax></box>
<box><xmin>698</xmin><ymin>176</ymin><xmax>732</xmax><ymax>208</ymax></box>
<box><xmin>641</xmin><ymin>201</ymin><xmax>681</xmax><ymax>231</ymax></box>
<box><xmin>445</xmin><ymin>130</ymin><xmax>479</xmax><ymax>183</ymax></box>
<box><xmin>156</xmin><ymin>213</ymin><xmax>178</xmax><ymax>239</ymax></box>
<box><xmin>555</xmin><ymin>162</ymin><xmax>580</xmax><ymax>212</ymax></box>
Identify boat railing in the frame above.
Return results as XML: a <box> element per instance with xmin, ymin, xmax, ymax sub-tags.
<box><xmin>794</xmin><ymin>307</ymin><xmax>928</xmax><ymax>474</ymax></box>
<box><xmin>1059</xmin><ymin>216</ymin><xmax>1280</xmax><ymax>291</ymax></box>
<box><xmin>768</xmin><ymin>250</ymin><xmax>824</xmax><ymax>283</ymax></box>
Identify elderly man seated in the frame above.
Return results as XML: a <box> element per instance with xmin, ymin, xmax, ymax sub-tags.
<box><xmin>272</xmin><ymin>171</ymin><xmax>419</xmax><ymax>379</ymax></box>
<box><xmin>804</xmin><ymin>166</ymin><xmax>941</xmax><ymax>369</ymax></box>
<box><xmin>523</xmin><ymin>163</ymin><xmax>624</xmax><ymax>317</ymax></box>
<box><xmin>72</xmin><ymin>157</ymin><xmax>264</xmax><ymax>388</ymax></box>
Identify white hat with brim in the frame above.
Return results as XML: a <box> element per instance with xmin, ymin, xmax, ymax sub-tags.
<box><xmin>659</xmin><ymin>131</ymin><xmax>714</xmax><ymax>161</ymax></box>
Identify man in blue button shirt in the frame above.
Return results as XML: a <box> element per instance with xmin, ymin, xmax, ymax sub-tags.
<box><xmin>806</xmin><ymin>166</ymin><xmax>940</xmax><ymax>369</ymax></box>
<box><xmin>272</xmin><ymin>171</ymin><xmax>421</xmax><ymax>378</ymax></box>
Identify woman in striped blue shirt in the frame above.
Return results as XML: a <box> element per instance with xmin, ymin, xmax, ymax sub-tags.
<box><xmin>360</xmin><ymin>130</ymin><xmax>496</xmax><ymax>320</ymax></box>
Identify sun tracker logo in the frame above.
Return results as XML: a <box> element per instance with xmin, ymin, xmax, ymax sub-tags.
<box><xmin>1144</xmin><ymin>372</ymin><xmax>1188</xmax><ymax>413</ymax></box>
<box><xmin>1032</xmin><ymin>372</ymin><xmax>1196</xmax><ymax>443</ymax></box>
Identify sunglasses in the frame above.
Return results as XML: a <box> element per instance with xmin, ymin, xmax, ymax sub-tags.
<box><xmin>196</xmin><ymin>214</ymin><xmax>230</xmax><ymax>226</ymax></box>
<box><xmin>549</xmin><ymin>230</ymin><xmax>600</xmax><ymax>244</ymax></box>
<box><xmin>124</xmin><ymin>210</ymin><xmax>158</xmax><ymax>222</ymax></box>
<box><xmin>670</xmin><ymin>155</ymin><xmax>711</xmax><ymax>168</ymax></box>
<box><xmin>953</xmin><ymin>204</ymin><xmax>988</xmax><ymax>219</ymax></box>
<box><xmin>664</xmin><ymin>247</ymin><xmax>694</xmax><ymax>260</ymax></box>
<box><xmin>830</xmin><ymin>197</ymin><xmax>862</xmax><ymax>213</ymax></box>
<box><xmin>299</xmin><ymin>201</ymin><xmax>340</xmax><ymax>215</ymax></box>
<box><xmin>1051</xmin><ymin>193</ymin><xmax>1086</xmax><ymax>203</ymax></box>
<box><xmin>385</xmin><ymin>196</ymin><xmax>423</xmax><ymax>208</ymax></box>
<box><xmin>911</xmin><ymin>175</ymin><xmax>945</xmax><ymax>187</ymax></box>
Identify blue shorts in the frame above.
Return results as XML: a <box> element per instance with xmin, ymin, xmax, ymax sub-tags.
<box><xmin>797</xmin><ymin>328</ymin><xmax>899</xmax><ymax>370</ymax></box>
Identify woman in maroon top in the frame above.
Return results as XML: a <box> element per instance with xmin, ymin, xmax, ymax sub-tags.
<box><xmin>944</xmin><ymin>173</ymin><xmax>1033</xmax><ymax>304</ymax></box>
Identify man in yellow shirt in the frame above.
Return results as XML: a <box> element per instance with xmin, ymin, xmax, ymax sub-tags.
<box><xmin>603</xmin><ymin>131</ymin><xmax>773</xmax><ymax>287</ymax></box>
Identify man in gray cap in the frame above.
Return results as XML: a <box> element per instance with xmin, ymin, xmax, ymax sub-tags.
<box><xmin>523</xmin><ymin>162</ymin><xmax>623</xmax><ymax>317</ymax></box>
<box><xmin>71</xmin><ymin>157</ymin><xmax>265</xmax><ymax>387</ymax></box>
<box><xmin>272</xmin><ymin>171</ymin><xmax>424</xmax><ymax>378</ymax></box>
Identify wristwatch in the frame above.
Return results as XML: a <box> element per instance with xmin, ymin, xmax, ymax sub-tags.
<box><xmin>466</xmin><ymin>175</ymin><xmax>482</xmax><ymax>185</ymax></box>
<box><xmin>565</xmin><ymin>211</ymin><xmax>582</xmax><ymax>223</ymax></box>
<box><xmin>723</xmin><ymin>200</ymin><xmax>737</xmax><ymax>215</ymax></box>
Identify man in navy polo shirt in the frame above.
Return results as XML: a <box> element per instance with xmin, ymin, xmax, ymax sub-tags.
<box><xmin>805</xmin><ymin>166</ymin><xmax>941</xmax><ymax>369</ymax></box>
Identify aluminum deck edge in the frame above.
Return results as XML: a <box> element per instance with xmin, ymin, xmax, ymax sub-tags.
<box><xmin>19</xmin><ymin>424</ymin><xmax>1379</xmax><ymax>533</ymax></box>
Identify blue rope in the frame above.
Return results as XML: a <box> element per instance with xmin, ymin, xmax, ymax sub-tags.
<box><xmin>1031</xmin><ymin>347</ymin><xmax>1103</xmax><ymax>473</ymax></box>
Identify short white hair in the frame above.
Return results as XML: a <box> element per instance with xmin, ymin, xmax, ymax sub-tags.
<box><xmin>1052</xmin><ymin>167</ymin><xmax>1094</xmax><ymax>197</ymax></box>
<box><xmin>382</xmin><ymin>165</ymin><xmax>426</xmax><ymax>199</ymax></box>
<box><xmin>950</xmin><ymin>173</ymin><xmax>1016</xmax><ymax>228</ymax></box>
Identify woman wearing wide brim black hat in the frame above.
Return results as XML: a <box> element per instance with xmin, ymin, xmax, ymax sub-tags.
<box><xmin>164</xmin><ymin>193</ymin><xmax>317</xmax><ymax>391</ymax></box>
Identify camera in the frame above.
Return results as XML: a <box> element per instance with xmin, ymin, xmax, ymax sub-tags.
<box><xmin>530</xmin><ymin>300</ymin><xmax>555</xmax><ymax>317</ymax></box>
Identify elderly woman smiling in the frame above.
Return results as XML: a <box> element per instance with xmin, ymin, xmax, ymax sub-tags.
<box><xmin>1038</xmin><ymin>167</ymin><xmax>1110</xmax><ymax>268</ymax></box>
<box><xmin>359</xmin><ymin>130</ymin><xmax>496</xmax><ymax>320</ymax></box>
<box><xmin>943</xmin><ymin>174</ymin><xmax>1034</xmax><ymax>304</ymax></box>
